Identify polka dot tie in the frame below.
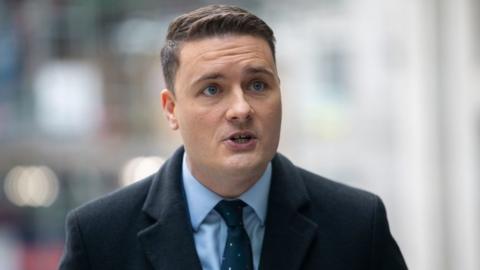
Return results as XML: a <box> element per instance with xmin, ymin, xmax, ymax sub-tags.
<box><xmin>215</xmin><ymin>200</ymin><xmax>254</xmax><ymax>270</ymax></box>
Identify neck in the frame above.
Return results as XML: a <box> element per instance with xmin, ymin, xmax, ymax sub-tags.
<box><xmin>186</xmin><ymin>158</ymin><xmax>267</xmax><ymax>198</ymax></box>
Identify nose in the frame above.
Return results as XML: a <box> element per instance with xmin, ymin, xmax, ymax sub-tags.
<box><xmin>225</xmin><ymin>89</ymin><xmax>253</xmax><ymax>123</ymax></box>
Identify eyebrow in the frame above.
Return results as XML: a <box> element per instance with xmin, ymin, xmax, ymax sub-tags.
<box><xmin>192</xmin><ymin>73</ymin><xmax>225</xmax><ymax>85</ymax></box>
<box><xmin>191</xmin><ymin>66</ymin><xmax>276</xmax><ymax>86</ymax></box>
<box><xmin>244</xmin><ymin>66</ymin><xmax>276</xmax><ymax>78</ymax></box>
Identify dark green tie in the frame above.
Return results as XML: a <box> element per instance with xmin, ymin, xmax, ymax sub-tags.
<box><xmin>215</xmin><ymin>200</ymin><xmax>254</xmax><ymax>270</ymax></box>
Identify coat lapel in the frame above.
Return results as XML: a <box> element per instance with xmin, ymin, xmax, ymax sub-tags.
<box><xmin>136</xmin><ymin>148</ymin><xmax>318</xmax><ymax>270</ymax></box>
<box><xmin>137</xmin><ymin>147</ymin><xmax>202</xmax><ymax>270</ymax></box>
<box><xmin>259</xmin><ymin>154</ymin><xmax>318</xmax><ymax>270</ymax></box>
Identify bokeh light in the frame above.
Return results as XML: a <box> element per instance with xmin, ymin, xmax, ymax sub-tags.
<box><xmin>119</xmin><ymin>156</ymin><xmax>165</xmax><ymax>187</ymax></box>
<box><xmin>4</xmin><ymin>166</ymin><xmax>60</xmax><ymax>207</ymax></box>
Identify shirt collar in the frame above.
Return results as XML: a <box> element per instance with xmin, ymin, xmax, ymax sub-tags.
<box><xmin>238</xmin><ymin>162</ymin><xmax>271</xmax><ymax>226</ymax></box>
<box><xmin>182</xmin><ymin>153</ymin><xmax>272</xmax><ymax>231</ymax></box>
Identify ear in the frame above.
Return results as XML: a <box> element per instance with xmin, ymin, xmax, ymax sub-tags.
<box><xmin>160</xmin><ymin>89</ymin><xmax>179</xmax><ymax>130</ymax></box>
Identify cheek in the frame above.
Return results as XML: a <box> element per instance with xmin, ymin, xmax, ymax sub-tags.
<box><xmin>260</xmin><ymin>100</ymin><xmax>282</xmax><ymax>148</ymax></box>
<box><xmin>262</xmin><ymin>96</ymin><xmax>282</xmax><ymax>126</ymax></box>
<box><xmin>178</xmin><ymin>107</ymin><xmax>221</xmax><ymax>140</ymax></box>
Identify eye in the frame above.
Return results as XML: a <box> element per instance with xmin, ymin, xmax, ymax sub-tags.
<box><xmin>202</xmin><ymin>85</ymin><xmax>220</xmax><ymax>96</ymax></box>
<box><xmin>249</xmin><ymin>81</ymin><xmax>266</xmax><ymax>92</ymax></box>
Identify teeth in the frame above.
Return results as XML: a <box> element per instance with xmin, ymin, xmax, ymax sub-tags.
<box><xmin>233</xmin><ymin>134</ymin><xmax>250</xmax><ymax>139</ymax></box>
<box><xmin>230</xmin><ymin>134</ymin><xmax>253</xmax><ymax>143</ymax></box>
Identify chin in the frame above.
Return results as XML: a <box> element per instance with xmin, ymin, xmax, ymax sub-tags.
<box><xmin>222</xmin><ymin>153</ymin><xmax>268</xmax><ymax>173</ymax></box>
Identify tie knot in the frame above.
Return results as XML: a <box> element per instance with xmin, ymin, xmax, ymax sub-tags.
<box><xmin>214</xmin><ymin>200</ymin><xmax>246</xmax><ymax>227</ymax></box>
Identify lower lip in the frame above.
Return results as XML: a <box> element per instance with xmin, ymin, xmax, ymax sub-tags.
<box><xmin>224</xmin><ymin>138</ymin><xmax>257</xmax><ymax>151</ymax></box>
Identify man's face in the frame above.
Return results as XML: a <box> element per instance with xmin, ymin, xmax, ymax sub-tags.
<box><xmin>161</xmin><ymin>35</ymin><xmax>282</xmax><ymax>181</ymax></box>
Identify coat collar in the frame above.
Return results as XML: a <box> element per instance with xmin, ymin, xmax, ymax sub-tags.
<box><xmin>138</xmin><ymin>147</ymin><xmax>202</xmax><ymax>270</ymax></box>
<box><xmin>137</xmin><ymin>147</ymin><xmax>318</xmax><ymax>270</ymax></box>
<box><xmin>259</xmin><ymin>153</ymin><xmax>318</xmax><ymax>270</ymax></box>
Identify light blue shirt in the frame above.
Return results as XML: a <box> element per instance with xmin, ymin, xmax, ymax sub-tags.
<box><xmin>182</xmin><ymin>154</ymin><xmax>272</xmax><ymax>270</ymax></box>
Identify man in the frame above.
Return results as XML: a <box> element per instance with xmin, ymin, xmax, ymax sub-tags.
<box><xmin>59</xmin><ymin>5</ymin><xmax>407</xmax><ymax>270</ymax></box>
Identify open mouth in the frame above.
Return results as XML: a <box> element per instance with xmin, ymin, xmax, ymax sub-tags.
<box><xmin>228</xmin><ymin>133</ymin><xmax>256</xmax><ymax>144</ymax></box>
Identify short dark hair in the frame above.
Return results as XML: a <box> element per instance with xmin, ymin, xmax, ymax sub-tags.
<box><xmin>160</xmin><ymin>5</ymin><xmax>276</xmax><ymax>92</ymax></box>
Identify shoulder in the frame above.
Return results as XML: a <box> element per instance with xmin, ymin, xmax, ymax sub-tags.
<box><xmin>274</xmin><ymin>152</ymin><xmax>379</xmax><ymax>203</ymax></box>
<box><xmin>66</xmin><ymin>175</ymin><xmax>154</xmax><ymax>230</ymax></box>
<box><xmin>60</xmin><ymin>174</ymin><xmax>156</xmax><ymax>267</ymax></box>
<box><xmin>273</xmin><ymin>152</ymin><xmax>381</xmax><ymax>221</ymax></box>
<box><xmin>269</xmin><ymin>155</ymin><xmax>407</xmax><ymax>268</ymax></box>
<box><xmin>299</xmin><ymin>167</ymin><xmax>379</xmax><ymax>209</ymax></box>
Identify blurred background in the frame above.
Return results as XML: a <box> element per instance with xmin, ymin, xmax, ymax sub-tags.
<box><xmin>0</xmin><ymin>0</ymin><xmax>478</xmax><ymax>269</ymax></box>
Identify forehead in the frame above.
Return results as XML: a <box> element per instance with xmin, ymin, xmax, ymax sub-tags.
<box><xmin>177</xmin><ymin>35</ymin><xmax>276</xmax><ymax>74</ymax></box>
